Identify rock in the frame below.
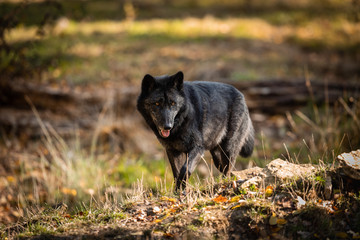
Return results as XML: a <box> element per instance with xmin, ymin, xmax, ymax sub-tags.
<box><xmin>262</xmin><ymin>159</ymin><xmax>317</xmax><ymax>185</ymax></box>
<box><xmin>337</xmin><ymin>149</ymin><xmax>360</xmax><ymax>180</ymax></box>
<box><xmin>232</xmin><ymin>159</ymin><xmax>319</xmax><ymax>190</ymax></box>
<box><xmin>231</xmin><ymin>167</ymin><xmax>263</xmax><ymax>180</ymax></box>
<box><xmin>296</xmin><ymin>196</ymin><xmax>306</xmax><ymax>208</ymax></box>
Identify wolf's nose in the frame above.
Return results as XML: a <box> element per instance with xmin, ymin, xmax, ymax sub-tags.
<box><xmin>164</xmin><ymin>124</ymin><xmax>172</xmax><ymax>130</ymax></box>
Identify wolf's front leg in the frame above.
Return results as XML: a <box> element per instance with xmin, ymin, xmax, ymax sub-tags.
<box><xmin>166</xmin><ymin>149</ymin><xmax>187</xmax><ymax>180</ymax></box>
<box><xmin>175</xmin><ymin>147</ymin><xmax>204</xmax><ymax>191</ymax></box>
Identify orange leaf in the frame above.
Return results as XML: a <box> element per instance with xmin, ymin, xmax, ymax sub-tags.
<box><xmin>6</xmin><ymin>176</ymin><xmax>16</xmax><ymax>183</ymax></box>
<box><xmin>169</xmin><ymin>208</ymin><xmax>177</xmax><ymax>213</ymax></box>
<box><xmin>160</xmin><ymin>196</ymin><xmax>169</xmax><ymax>201</ymax></box>
<box><xmin>61</xmin><ymin>187</ymin><xmax>77</xmax><ymax>196</ymax></box>
<box><xmin>160</xmin><ymin>196</ymin><xmax>177</xmax><ymax>203</ymax></box>
<box><xmin>265</xmin><ymin>186</ymin><xmax>274</xmax><ymax>197</ymax></box>
<box><xmin>167</xmin><ymin>198</ymin><xmax>177</xmax><ymax>203</ymax></box>
<box><xmin>213</xmin><ymin>195</ymin><xmax>227</xmax><ymax>203</ymax></box>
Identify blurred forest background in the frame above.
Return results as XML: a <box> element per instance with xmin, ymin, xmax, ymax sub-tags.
<box><xmin>0</xmin><ymin>0</ymin><xmax>359</xmax><ymax>225</ymax></box>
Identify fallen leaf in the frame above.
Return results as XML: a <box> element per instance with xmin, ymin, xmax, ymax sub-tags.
<box><xmin>61</xmin><ymin>187</ymin><xmax>77</xmax><ymax>196</ymax></box>
<box><xmin>160</xmin><ymin>196</ymin><xmax>177</xmax><ymax>203</ymax></box>
<box><xmin>164</xmin><ymin>233</ymin><xmax>174</xmax><ymax>238</ymax></box>
<box><xmin>231</xmin><ymin>200</ymin><xmax>246</xmax><ymax>210</ymax></box>
<box><xmin>352</xmin><ymin>233</ymin><xmax>360</xmax><ymax>239</ymax></box>
<box><xmin>265</xmin><ymin>186</ymin><xmax>274</xmax><ymax>197</ymax></box>
<box><xmin>169</xmin><ymin>206</ymin><xmax>179</xmax><ymax>213</ymax></box>
<box><xmin>231</xmin><ymin>204</ymin><xmax>241</xmax><ymax>210</ymax></box>
<box><xmin>6</xmin><ymin>176</ymin><xmax>16</xmax><ymax>183</ymax></box>
<box><xmin>167</xmin><ymin>198</ymin><xmax>177</xmax><ymax>203</ymax></box>
<box><xmin>269</xmin><ymin>213</ymin><xmax>277</xmax><ymax>226</ymax></box>
<box><xmin>154</xmin><ymin>213</ymin><xmax>170</xmax><ymax>223</ymax></box>
<box><xmin>229</xmin><ymin>196</ymin><xmax>241</xmax><ymax>203</ymax></box>
<box><xmin>335</xmin><ymin>232</ymin><xmax>348</xmax><ymax>239</ymax></box>
<box><xmin>213</xmin><ymin>195</ymin><xmax>227</xmax><ymax>203</ymax></box>
<box><xmin>277</xmin><ymin>218</ymin><xmax>287</xmax><ymax>225</ymax></box>
<box><xmin>160</xmin><ymin>196</ymin><xmax>169</xmax><ymax>201</ymax></box>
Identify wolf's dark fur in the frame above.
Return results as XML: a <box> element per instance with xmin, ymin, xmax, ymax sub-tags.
<box><xmin>137</xmin><ymin>71</ymin><xmax>254</xmax><ymax>190</ymax></box>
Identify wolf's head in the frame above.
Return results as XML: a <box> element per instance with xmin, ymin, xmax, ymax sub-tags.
<box><xmin>137</xmin><ymin>71</ymin><xmax>185</xmax><ymax>138</ymax></box>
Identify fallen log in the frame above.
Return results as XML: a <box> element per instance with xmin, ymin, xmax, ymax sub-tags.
<box><xmin>223</xmin><ymin>78</ymin><xmax>360</xmax><ymax>114</ymax></box>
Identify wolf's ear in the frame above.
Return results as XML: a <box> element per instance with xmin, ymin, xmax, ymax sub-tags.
<box><xmin>173</xmin><ymin>71</ymin><xmax>184</xmax><ymax>91</ymax></box>
<box><xmin>141</xmin><ymin>74</ymin><xmax>156</xmax><ymax>94</ymax></box>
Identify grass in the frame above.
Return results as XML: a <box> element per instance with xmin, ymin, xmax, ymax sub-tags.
<box><xmin>2</xmin><ymin>136</ymin><xmax>359</xmax><ymax>239</ymax></box>
<box><xmin>3</xmin><ymin>203</ymin><xmax>127</xmax><ymax>238</ymax></box>
<box><xmin>285</xmin><ymin>81</ymin><xmax>360</xmax><ymax>163</ymax></box>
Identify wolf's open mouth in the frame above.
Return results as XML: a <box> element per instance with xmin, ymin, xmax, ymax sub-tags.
<box><xmin>160</xmin><ymin>129</ymin><xmax>170</xmax><ymax>138</ymax></box>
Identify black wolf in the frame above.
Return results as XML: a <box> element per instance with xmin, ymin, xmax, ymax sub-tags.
<box><xmin>137</xmin><ymin>71</ymin><xmax>254</xmax><ymax>190</ymax></box>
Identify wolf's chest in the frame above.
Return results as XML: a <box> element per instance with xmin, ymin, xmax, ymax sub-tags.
<box><xmin>159</xmin><ymin>131</ymin><xmax>198</xmax><ymax>153</ymax></box>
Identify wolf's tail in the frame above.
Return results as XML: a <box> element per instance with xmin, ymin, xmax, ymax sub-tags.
<box><xmin>240</xmin><ymin>135</ymin><xmax>254</xmax><ymax>157</ymax></box>
<box><xmin>239</xmin><ymin>120</ymin><xmax>254</xmax><ymax>158</ymax></box>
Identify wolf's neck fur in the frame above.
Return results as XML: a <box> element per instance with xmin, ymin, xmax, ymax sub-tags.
<box><xmin>172</xmin><ymin>99</ymin><xmax>192</xmax><ymax>135</ymax></box>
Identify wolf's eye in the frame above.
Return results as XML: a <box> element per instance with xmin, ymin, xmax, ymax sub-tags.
<box><xmin>155</xmin><ymin>102</ymin><xmax>160</xmax><ymax>106</ymax></box>
<box><xmin>171</xmin><ymin>101</ymin><xmax>176</xmax><ymax>106</ymax></box>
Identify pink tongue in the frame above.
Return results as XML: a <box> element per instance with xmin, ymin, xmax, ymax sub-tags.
<box><xmin>161</xmin><ymin>129</ymin><xmax>170</xmax><ymax>138</ymax></box>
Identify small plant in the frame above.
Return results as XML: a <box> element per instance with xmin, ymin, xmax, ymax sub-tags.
<box><xmin>249</xmin><ymin>184</ymin><xmax>258</xmax><ymax>192</ymax></box>
<box><xmin>187</xmin><ymin>224</ymin><xmax>199</xmax><ymax>231</ymax></box>
<box><xmin>314</xmin><ymin>175</ymin><xmax>325</xmax><ymax>185</ymax></box>
<box><xmin>237</xmin><ymin>188</ymin><xmax>248</xmax><ymax>195</ymax></box>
